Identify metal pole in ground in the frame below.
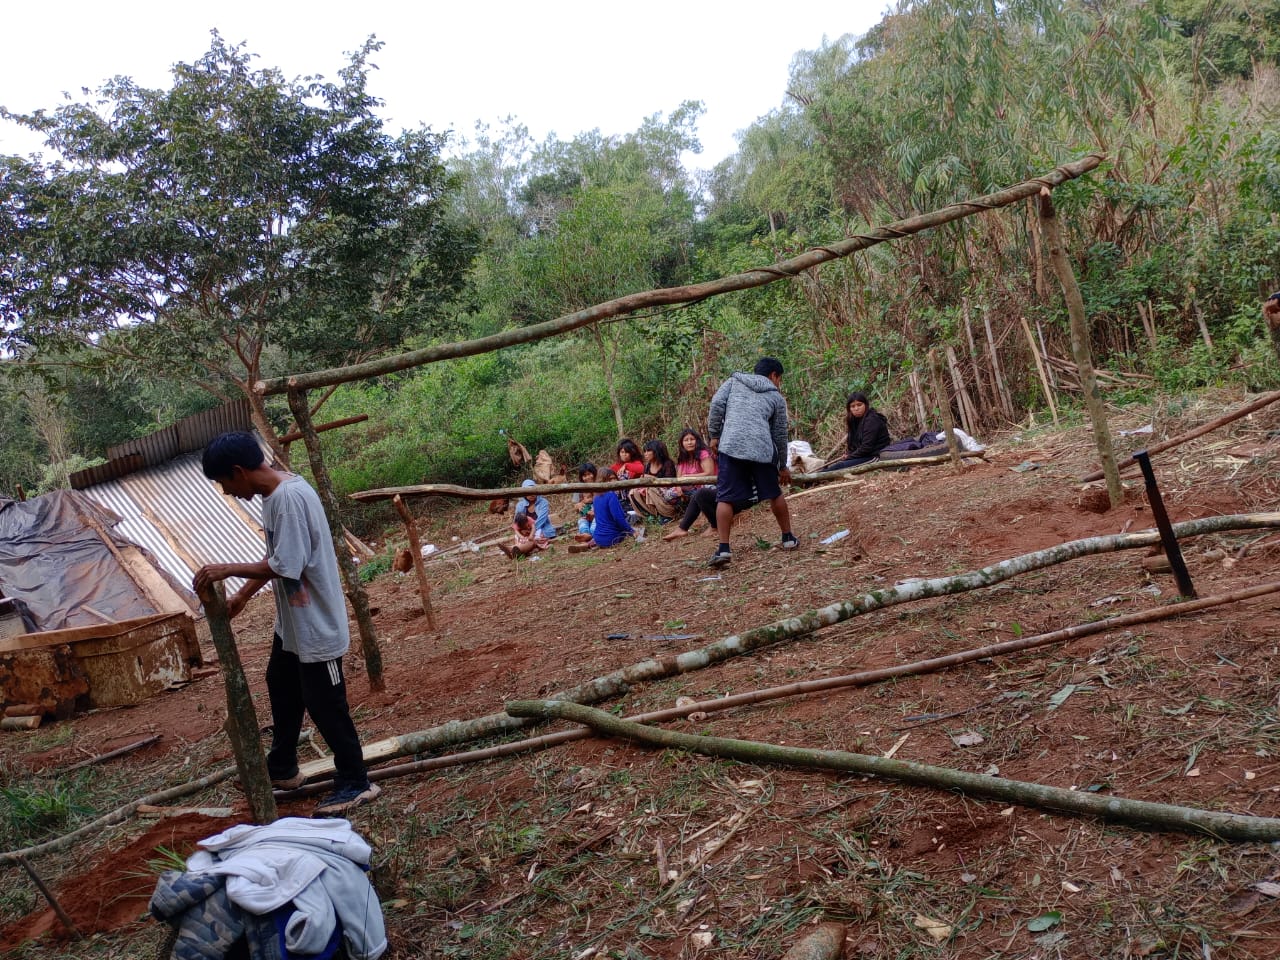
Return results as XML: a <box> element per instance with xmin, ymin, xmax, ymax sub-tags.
<box><xmin>1134</xmin><ymin>450</ymin><xmax>1196</xmax><ymax>598</ymax></box>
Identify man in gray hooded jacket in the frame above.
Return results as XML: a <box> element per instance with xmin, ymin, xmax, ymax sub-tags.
<box><xmin>705</xmin><ymin>356</ymin><xmax>799</xmax><ymax>567</ymax></box>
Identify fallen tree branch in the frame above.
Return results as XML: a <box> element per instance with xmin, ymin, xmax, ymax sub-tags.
<box><xmin>0</xmin><ymin>765</ymin><xmax>237</xmax><ymax>867</ymax></box>
<box><xmin>505</xmin><ymin>701</ymin><xmax>1280</xmax><ymax>842</ymax></box>
<box><xmin>353</xmin><ymin>474</ymin><xmax>713</xmax><ymax>504</ymax></box>
<box><xmin>288</xmin><ymin>513</ymin><xmax>1280</xmax><ymax>782</ymax></box>
<box><xmin>278</xmin><ymin>580</ymin><xmax>1280</xmax><ymax>797</ymax></box>
<box><xmin>1081</xmin><ymin>390</ymin><xmax>1280</xmax><ymax>482</ymax></box>
<box><xmin>61</xmin><ymin>735</ymin><xmax>162</xmax><ymax>773</ymax></box>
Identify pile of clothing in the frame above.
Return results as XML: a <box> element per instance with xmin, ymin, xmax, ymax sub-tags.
<box><xmin>150</xmin><ymin>817</ymin><xmax>386</xmax><ymax>960</ymax></box>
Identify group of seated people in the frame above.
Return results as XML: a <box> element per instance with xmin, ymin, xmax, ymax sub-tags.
<box><xmin>499</xmin><ymin>393</ymin><xmax>902</xmax><ymax>560</ymax></box>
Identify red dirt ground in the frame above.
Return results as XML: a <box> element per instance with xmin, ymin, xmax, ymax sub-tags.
<box><xmin>4</xmin><ymin>393</ymin><xmax>1280</xmax><ymax>958</ymax></box>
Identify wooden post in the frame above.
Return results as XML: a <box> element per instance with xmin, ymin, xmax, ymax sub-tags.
<box><xmin>1019</xmin><ymin>314</ymin><xmax>1059</xmax><ymax>425</ymax></box>
<box><xmin>392</xmin><ymin>494</ymin><xmax>437</xmax><ymax>630</ymax></box>
<box><xmin>1137</xmin><ymin>300</ymin><xmax>1159</xmax><ymax>351</ymax></box>
<box><xmin>1038</xmin><ymin>186</ymin><xmax>1123</xmax><ymax>508</ymax></box>
<box><xmin>927</xmin><ymin>349</ymin><xmax>964</xmax><ymax>470</ymax></box>
<box><xmin>200</xmin><ymin>582</ymin><xmax>276</xmax><ymax>824</ymax></box>
<box><xmin>286</xmin><ymin>387</ymin><xmax>386</xmax><ymax>692</ymax></box>
<box><xmin>18</xmin><ymin>856</ymin><xmax>82</xmax><ymax>940</ymax></box>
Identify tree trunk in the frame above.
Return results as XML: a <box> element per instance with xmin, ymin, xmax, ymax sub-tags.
<box><xmin>1038</xmin><ymin>187</ymin><xmax>1123</xmax><ymax>508</ymax></box>
<box><xmin>506</xmin><ymin>701</ymin><xmax>1280</xmax><ymax>842</ymax></box>
<box><xmin>198</xmin><ymin>582</ymin><xmax>276</xmax><ymax>823</ymax></box>
<box><xmin>591</xmin><ymin>322</ymin><xmax>626</xmax><ymax>438</ymax></box>
<box><xmin>245</xmin><ymin>386</ymin><xmax>289</xmax><ymax>468</ymax></box>
<box><xmin>286</xmin><ymin>388</ymin><xmax>385</xmax><ymax>691</ymax></box>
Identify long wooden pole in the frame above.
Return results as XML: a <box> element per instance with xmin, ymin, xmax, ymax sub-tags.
<box><xmin>1081</xmin><ymin>389</ymin><xmax>1280</xmax><ymax>482</ymax></box>
<box><xmin>283</xmin><ymin>513</ymin><xmax>1280</xmax><ymax>782</ymax></box>
<box><xmin>199</xmin><ymin>582</ymin><xmax>276</xmax><ymax>824</ymax></box>
<box><xmin>286</xmin><ymin>388</ymin><xmax>385</xmax><ymax>691</ymax></box>
<box><xmin>507</xmin><ymin>701</ymin><xmax>1280</xmax><ymax>842</ymax></box>
<box><xmin>392</xmin><ymin>494</ymin><xmax>436</xmax><ymax>630</ymax></box>
<box><xmin>256</xmin><ymin>156</ymin><xmax>1104</xmax><ymax>396</ymax></box>
<box><xmin>1019</xmin><ymin>314</ymin><xmax>1059</xmax><ymax>425</ymax></box>
<box><xmin>1039</xmin><ymin>186</ymin><xmax>1123</xmax><ymax>508</ymax></box>
<box><xmin>278</xmin><ymin>580</ymin><xmax>1280</xmax><ymax>798</ymax></box>
<box><xmin>928</xmin><ymin>349</ymin><xmax>964</xmax><ymax>469</ymax></box>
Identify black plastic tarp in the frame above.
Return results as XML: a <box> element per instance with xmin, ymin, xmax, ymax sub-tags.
<box><xmin>0</xmin><ymin>490</ymin><xmax>162</xmax><ymax>631</ymax></box>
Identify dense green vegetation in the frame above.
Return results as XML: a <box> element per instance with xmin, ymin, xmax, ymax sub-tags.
<box><xmin>3</xmin><ymin>0</ymin><xmax>1279</xmax><ymax>505</ymax></box>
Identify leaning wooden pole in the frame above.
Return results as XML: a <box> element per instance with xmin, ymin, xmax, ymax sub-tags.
<box><xmin>257</xmin><ymin>156</ymin><xmax>1105</xmax><ymax>397</ymax></box>
<box><xmin>392</xmin><ymin>494</ymin><xmax>437</xmax><ymax>630</ymax></box>
<box><xmin>1038</xmin><ymin>187</ymin><xmax>1122</xmax><ymax>507</ymax></box>
<box><xmin>199</xmin><ymin>582</ymin><xmax>276</xmax><ymax>824</ymax></box>
<box><xmin>286</xmin><ymin>388</ymin><xmax>385</xmax><ymax>691</ymax></box>
<box><xmin>507</xmin><ymin>701</ymin><xmax>1280</xmax><ymax>842</ymax></box>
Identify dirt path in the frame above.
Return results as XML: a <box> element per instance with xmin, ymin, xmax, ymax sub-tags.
<box><xmin>4</xmin><ymin>394</ymin><xmax>1280</xmax><ymax>958</ymax></box>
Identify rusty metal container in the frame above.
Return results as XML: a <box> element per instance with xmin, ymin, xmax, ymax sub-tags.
<box><xmin>0</xmin><ymin>612</ymin><xmax>201</xmax><ymax>713</ymax></box>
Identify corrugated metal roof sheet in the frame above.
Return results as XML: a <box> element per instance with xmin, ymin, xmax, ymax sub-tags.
<box><xmin>81</xmin><ymin>451</ymin><xmax>268</xmax><ymax>596</ymax></box>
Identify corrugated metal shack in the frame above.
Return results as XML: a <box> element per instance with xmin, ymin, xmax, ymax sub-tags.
<box><xmin>71</xmin><ymin>399</ymin><xmax>270</xmax><ymax>595</ymax></box>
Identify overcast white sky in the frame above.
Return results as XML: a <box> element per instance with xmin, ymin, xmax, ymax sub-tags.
<box><xmin>1</xmin><ymin>1</ymin><xmax>886</xmax><ymax>169</ymax></box>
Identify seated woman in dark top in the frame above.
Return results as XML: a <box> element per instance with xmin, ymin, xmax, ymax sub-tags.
<box><xmin>820</xmin><ymin>391</ymin><xmax>891</xmax><ymax>472</ymax></box>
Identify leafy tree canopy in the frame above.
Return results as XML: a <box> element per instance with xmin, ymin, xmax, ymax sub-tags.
<box><xmin>0</xmin><ymin>32</ymin><xmax>476</xmax><ymax>442</ymax></box>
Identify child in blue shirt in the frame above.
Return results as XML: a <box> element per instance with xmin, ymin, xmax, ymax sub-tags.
<box><xmin>514</xmin><ymin>478</ymin><xmax>556</xmax><ymax>540</ymax></box>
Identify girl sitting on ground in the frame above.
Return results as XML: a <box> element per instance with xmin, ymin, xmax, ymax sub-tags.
<box><xmin>570</xmin><ymin>467</ymin><xmax>634</xmax><ymax>551</ymax></box>
<box><xmin>574</xmin><ymin>462</ymin><xmax>597</xmax><ymax>542</ymax></box>
<box><xmin>499</xmin><ymin>511</ymin><xmax>549</xmax><ymax>558</ymax></box>
<box><xmin>661</xmin><ymin>429</ymin><xmax>718</xmax><ymax>539</ymax></box>
<box><xmin>820</xmin><ymin>392</ymin><xmax>891</xmax><ymax>472</ymax></box>
<box><xmin>628</xmin><ymin>439</ymin><xmax>682</xmax><ymax>520</ymax></box>
<box><xmin>610</xmin><ymin>438</ymin><xmax>645</xmax><ymax>480</ymax></box>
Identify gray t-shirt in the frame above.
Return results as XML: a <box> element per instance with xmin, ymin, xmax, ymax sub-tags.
<box><xmin>261</xmin><ymin>475</ymin><xmax>350</xmax><ymax>662</ymax></box>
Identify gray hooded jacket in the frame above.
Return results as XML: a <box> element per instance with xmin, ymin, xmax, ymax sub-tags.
<box><xmin>707</xmin><ymin>372</ymin><xmax>789</xmax><ymax>468</ymax></box>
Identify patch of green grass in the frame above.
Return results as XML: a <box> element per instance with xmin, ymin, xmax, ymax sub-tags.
<box><xmin>0</xmin><ymin>777</ymin><xmax>94</xmax><ymax>846</ymax></box>
<box><xmin>357</xmin><ymin>550</ymin><xmax>394</xmax><ymax>583</ymax></box>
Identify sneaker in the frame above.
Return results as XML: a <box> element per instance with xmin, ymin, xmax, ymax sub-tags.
<box><xmin>313</xmin><ymin>782</ymin><xmax>381</xmax><ymax>817</ymax></box>
<box><xmin>270</xmin><ymin>770</ymin><xmax>307</xmax><ymax>791</ymax></box>
<box><xmin>780</xmin><ymin>533</ymin><xmax>800</xmax><ymax>550</ymax></box>
<box><xmin>627</xmin><ymin>510</ymin><xmax>642</xmax><ymax>523</ymax></box>
<box><xmin>708</xmin><ymin>547</ymin><xmax>732</xmax><ymax>568</ymax></box>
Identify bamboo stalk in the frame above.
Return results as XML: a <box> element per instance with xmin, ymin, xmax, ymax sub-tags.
<box><xmin>62</xmin><ymin>735</ymin><xmax>161</xmax><ymax>772</ymax></box>
<box><xmin>506</xmin><ymin>701</ymin><xmax>1280</xmax><ymax>842</ymax></box>
<box><xmin>284</xmin><ymin>513</ymin><xmax>1280</xmax><ymax>782</ymax></box>
<box><xmin>908</xmin><ymin>369</ymin><xmax>929</xmax><ymax>434</ymax></box>
<box><xmin>928</xmin><ymin>349</ymin><xmax>964</xmax><ymax>469</ymax></box>
<box><xmin>982</xmin><ymin>307</ymin><xmax>1014</xmax><ymax>418</ymax></box>
<box><xmin>280</xmin><ymin>581</ymin><xmax>1280</xmax><ymax>799</ymax></box>
<box><xmin>257</xmin><ymin>156</ymin><xmax>1105</xmax><ymax>396</ymax></box>
<box><xmin>1019</xmin><ymin>314</ymin><xmax>1059</xmax><ymax>425</ymax></box>
<box><xmin>945</xmin><ymin>344</ymin><xmax>979</xmax><ymax>434</ymax></box>
<box><xmin>287</xmin><ymin>387</ymin><xmax>385</xmax><ymax>691</ymax></box>
<box><xmin>1081</xmin><ymin>389</ymin><xmax>1280</xmax><ymax>482</ymax></box>
<box><xmin>393</xmin><ymin>494</ymin><xmax>436</xmax><ymax>630</ymax></box>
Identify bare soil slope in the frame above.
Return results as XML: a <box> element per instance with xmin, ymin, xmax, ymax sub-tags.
<box><xmin>4</xmin><ymin>392</ymin><xmax>1280</xmax><ymax>959</ymax></box>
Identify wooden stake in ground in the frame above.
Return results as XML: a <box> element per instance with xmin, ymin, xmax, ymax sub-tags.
<box><xmin>1038</xmin><ymin>186</ymin><xmax>1122</xmax><ymax>508</ymax></box>
<box><xmin>507</xmin><ymin>701</ymin><xmax>1280</xmax><ymax>842</ymax></box>
<box><xmin>927</xmin><ymin>349</ymin><xmax>964</xmax><ymax>469</ymax></box>
<box><xmin>18</xmin><ymin>856</ymin><xmax>82</xmax><ymax>940</ymax></box>
<box><xmin>392</xmin><ymin>494</ymin><xmax>437</xmax><ymax>630</ymax></box>
<box><xmin>286</xmin><ymin>387</ymin><xmax>385</xmax><ymax>691</ymax></box>
<box><xmin>199</xmin><ymin>582</ymin><xmax>276</xmax><ymax>824</ymax></box>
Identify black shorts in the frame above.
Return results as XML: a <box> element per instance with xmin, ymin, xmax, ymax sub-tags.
<box><xmin>716</xmin><ymin>452</ymin><xmax>781</xmax><ymax>504</ymax></box>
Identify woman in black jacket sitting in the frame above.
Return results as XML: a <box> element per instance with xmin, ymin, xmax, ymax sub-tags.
<box><xmin>821</xmin><ymin>392</ymin><xmax>891</xmax><ymax>471</ymax></box>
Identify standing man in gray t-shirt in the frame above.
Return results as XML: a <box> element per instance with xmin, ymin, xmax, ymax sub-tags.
<box><xmin>193</xmin><ymin>432</ymin><xmax>379</xmax><ymax>817</ymax></box>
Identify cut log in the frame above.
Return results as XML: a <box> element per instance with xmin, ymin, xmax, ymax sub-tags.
<box><xmin>506</xmin><ymin>701</ymin><xmax>1280</xmax><ymax>842</ymax></box>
